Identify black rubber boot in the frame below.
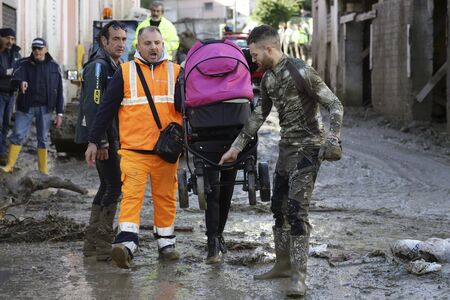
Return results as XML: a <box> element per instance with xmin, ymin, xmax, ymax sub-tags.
<box><xmin>96</xmin><ymin>203</ymin><xmax>117</xmax><ymax>261</ymax></box>
<box><xmin>82</xmin><ymin>204</ymin><xmax>102</xmax><ymax>257</ymax></box>
<box><xmin>218</xmin><ymin>234</ymin><xmax>227</xmax><ymax>254</ymax></box>
<box><xmin>206</xmin><ymin>236</ymin><xmax>222</xmax><ymax>264</ymax></box>
<box><xmin>286</xmin><ymin>235</ymin><xmax>309</xmax><ymax>298</ymax></box>
<box><xmin>254</xmin><ymin>226</ymin><xmax>291</xmax><ymax>279</ymax></box>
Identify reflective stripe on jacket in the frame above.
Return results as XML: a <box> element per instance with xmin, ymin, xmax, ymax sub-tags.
<box><xmin>119</xmin><ymin>59</ymin><xmax>181</xmax><ymax>150</ymax></box>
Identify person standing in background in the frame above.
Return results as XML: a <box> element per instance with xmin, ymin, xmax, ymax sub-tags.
<box><xmin>1</xmin><ymin>38</ymin><xmax>63</xmax><ymax>174</ymax></box>
<box><xmin>0</xmin><ymin>28</ymin><xmax>21</xmax><ymax>166</ymax></box>
<box><xmin>132</xmin><ymin>1</ymin><xmax>179</xmax><ymax>61</ymax></box>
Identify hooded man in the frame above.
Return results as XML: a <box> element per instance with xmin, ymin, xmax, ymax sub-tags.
<box><xmin>85</xmin><ymin>26</ymin><xmax>183</xmax><ymax>269</ymax></box>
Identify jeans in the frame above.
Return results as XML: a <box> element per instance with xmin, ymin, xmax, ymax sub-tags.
<box><xmin>10</xmin><ymin>106</ymin><xmax>52</xmax><ymax>148</ymax></box>
<box><xmin>0</xmin><ymin>94</ymin><xmax>14</xmax><ymax>155</ymax></box>
<box><xmin>93</xmin><ymin>140</ymin><xmax>122</xmax><ymax>207</ymax></box>
<box><xmin>205</xmin><ymin>168</ymin><xmax>238</xmax><ymax>238</ymax></box>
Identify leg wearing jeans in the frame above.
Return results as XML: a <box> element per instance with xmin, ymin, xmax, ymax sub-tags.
<box><xmin>9</xmin><ymin>110</ymin><xmax>34</xmax><ymax>146</ymax></box>
<box><xmin>34</xmin><ymin>106</ymin><xmax>53</xmax><ymax>149</ymax></box>
<box><xmin>0</xmin><ymin>95</ymin><xmax>14</xmax><ymax>155</ymax></box>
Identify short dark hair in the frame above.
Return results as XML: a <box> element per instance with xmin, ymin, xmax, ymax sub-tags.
<box><xmin>138</xmin><ymin>26</ymin><xmax>162</xmax><ymax>38</ymax></box>
<box><xmin>247</xmin><ymin>25</ymin><xmax>280</xmax><ymax>49</ymax></box>
<box><xmin>97</xmin><ymin>21</ymin><xmax>127</xmax><ymax>46</ymax></box>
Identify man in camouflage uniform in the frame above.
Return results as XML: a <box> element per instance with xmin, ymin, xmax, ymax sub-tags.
<box><xmin>219</xmin><ymin>25</ymin><xmax>343</xmax><ymax>297</ymax></box>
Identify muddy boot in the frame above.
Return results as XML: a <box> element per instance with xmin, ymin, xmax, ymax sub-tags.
<box><xmin>254</xmin><ymin>226</ymin><xmax>291</xmax><ymax>279</ymax></box>
<box><xmin>159</xmin><ymin>245</ymin><xmax>180</xmax><ymax>261</ymax></box>
<box><xmin>286</xmin><ymin>235</ymin><xmax>309</xmax><ymax>298</ymax></box>
<box><xmin>206</xmin><ymin>236</ymin><xmax>222</xmax><ymax>264</ymax></box>
<box><xmin>111</xmin><ymin>244</ymin><xmax>132</xmax><ymax>269</ymax></box>
<box><xmin>96</xmin><ymin>203</ymin><xmax>117</xmax><ymax>261</ymax></box>
<box><xmin>218</xmin><ymin>234</ymin><xmax>227</xmax><ymax>254</ymax></box>
<box><xmin>83</xmin><ymin>204</ymin><xmax>102</xmax><ymax>257</ymax></box>
<box><xmin>37</xmin><ymin>148</ymin><xmax>48</xmax><ymax>175</ymax></box>
<box><xmin>1</xmin><ymin>144</ymin><xmax>21</xmax><ymax>173</ymax></box>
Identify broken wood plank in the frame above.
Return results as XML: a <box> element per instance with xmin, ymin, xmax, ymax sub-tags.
<box><xmin>340</xmin><ymin>12</ymin><xmax>356</xmax><ymax>24</ymax></box>
<box><xmin>355</xmin><ymin>10</ymin><xmax>377</xmax><ymax>22</ymax></box>
<box><xmin>416</xmin><ymin>62</ymin><xmax>447</xmax><ymax>103</ymax></box>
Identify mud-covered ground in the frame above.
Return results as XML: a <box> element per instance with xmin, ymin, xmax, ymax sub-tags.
<box><xmin>1</xmin><ymin>107</ymin><xmax>450</xmax><ymax>299</ymax></box>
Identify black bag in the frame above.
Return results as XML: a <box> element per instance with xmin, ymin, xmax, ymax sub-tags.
<box><xmin>154</xmin><ymin>122</ymin><xmax>184</xmax><ymax>163</ymax></box>
<box><xmin>135</xmin><ymin>62</ymin><xmax>184</xmax><ymax>163</ymax></box>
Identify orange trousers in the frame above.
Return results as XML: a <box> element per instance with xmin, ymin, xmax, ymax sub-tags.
<box><xmin>117</xmin><ymin>149</ymin><xmax>178</xmax><ymax>232</ymax></box>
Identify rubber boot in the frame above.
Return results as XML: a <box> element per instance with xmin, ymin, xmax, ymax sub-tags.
<box><xmin>206</xmin><ymin>236</ymin><xmax>222</xmax><ymax>264</ymax></box>
<box><xmin>1</xmin><ymin>144</ymin><xmax>21</xmax><ymax>173</ymax></box>
<box><xmin>286</xmin><ymin>235</ymin><xmax>309</xmax><ymax>298</ymax></box>
<box><xmin>111</xmin><ymin>244</ymin><xmax>132</xmax><ymax>269</ymax></box>
<box><xmin>254</xmin><ymin>226</ymin><xmax>291</xmax><ymax>279</ymax></box>
<box><xmin>96</xmin><ymin>203</ymin><xmax>117</xmax><ymax>261</ymax></box>
<box><xmin>37</xmin><ymin>148</ymin><xmax>48</xmax><ymax>174</ymax></box>
<box><xmin>82</xmin><ymin>204</ymin><xmax>102</xmax><ymax>257</ymax></box>
<box><xmin>159</xmin><ymin>245</ymin><xmax>180</xmax><ymax>261</ymax></box>
<box><xmin>218</xmin><ymin>234</ymin><xmax>227</xmax><ymax>254</ymax></box>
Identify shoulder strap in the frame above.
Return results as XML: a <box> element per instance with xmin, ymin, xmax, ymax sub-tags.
<box><xmin>285</xmin><ymin>59</ymin><xmax>318</xmax><ymax>103</ymax></box>
<box><xmin>134</xmin><ymin>62</ymin><xmax>162</xmax><ymax>129</ymax></box>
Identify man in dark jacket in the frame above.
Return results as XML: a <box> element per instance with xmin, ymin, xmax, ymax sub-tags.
<box><xmin>75</xmin><ymin>21</ymin><xmax>127</xmax><ymax>261</ymax></box>
<box><xmin>0</xmin><ymin>28</ymin><xmax>21</xmax><ymax>165</ymax></box>
<box><xmin>1</xmin><ymin>38</ymin><xmax>63</xmax><ymax>174</ymax></box>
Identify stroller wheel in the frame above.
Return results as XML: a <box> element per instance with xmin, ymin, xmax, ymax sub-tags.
<box><xmin>258</xmin><ymin>162</ymin><xmax>271</xmax><ymax>202</ymax></box>
<box><xmin>178</xmin><ymin>168</ymin><xmax>189</xmax><ymax>208</ymax></box>
<box><xmin>196</xmin><ymin>175</ymin><xmax>207</xmax><ymax>210</ymax></box>
<box><xmin>247</xmin><ymin>171</ymin><xmax>257</xmax><ymax>205</ymax></box>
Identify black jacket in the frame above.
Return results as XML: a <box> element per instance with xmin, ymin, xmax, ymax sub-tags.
<box><xmin>13</xmin><ymin>52</ymin><xmax>64</xmax><ymax>114</ymax></box>
<box><xmin>0</xmin><ymin>44</ymin><xmax>22</xmax><ymax>95</ymax></box>
<box><xmin>74</xmin><ymin>48</ymin><xmax>120</xmax><ymax>146</ymax></box>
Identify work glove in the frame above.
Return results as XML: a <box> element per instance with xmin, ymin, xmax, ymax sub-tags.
<box><xmin>319</xmin><ymin>134</ymin><xmax>342</xmax><ymax>162</ymax></box>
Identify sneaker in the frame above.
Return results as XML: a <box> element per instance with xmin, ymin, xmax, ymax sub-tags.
<box><xmin>159</xmin><ymin>245</ymin><xmax>180</xmax><ymax>261</ymax></box>
<box><xmin>111</xmin><ymin>244</ymin><xmax>132</xmax><ymax>269</ymax></box>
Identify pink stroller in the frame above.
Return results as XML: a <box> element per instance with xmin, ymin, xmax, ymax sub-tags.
<box><xmin>177</xmin><ymin>39</ymin><xmax>271</xmax><ymax>209</ymax></box>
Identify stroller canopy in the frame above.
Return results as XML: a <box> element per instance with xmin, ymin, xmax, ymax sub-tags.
<box><xmin>184</xmin><ymin>39</ymin><xmax>253</xmax><ymax>108</ymax></box>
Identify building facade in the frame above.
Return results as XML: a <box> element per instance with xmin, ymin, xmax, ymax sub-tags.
<box><xmin>312</xmin><ymin>0</ymin><xmax>449</xmax><ymax>131</ymax></box>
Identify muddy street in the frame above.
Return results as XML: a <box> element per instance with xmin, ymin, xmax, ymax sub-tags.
<box><xmin>1</xmin><ymin>108</ymin><xmax>449</xmax><ymax>299</ymax></box>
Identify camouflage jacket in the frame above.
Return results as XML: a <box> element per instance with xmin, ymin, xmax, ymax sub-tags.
<box><xmin>232</xmin><ymin>55</ymin><xmax>343</xmax><ymax>151</ymax></box>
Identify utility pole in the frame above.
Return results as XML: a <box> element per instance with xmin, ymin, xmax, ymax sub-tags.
<box><xmin>233</xmin><ymin>0</ymin><xmax>237</xmax><ymax>31</ymax></box>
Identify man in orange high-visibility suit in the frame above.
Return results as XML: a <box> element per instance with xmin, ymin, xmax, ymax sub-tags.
<box><xmin>85</xmin><ymin>26</ymin><xmax>182</xmax><ymax>269</ymax></box>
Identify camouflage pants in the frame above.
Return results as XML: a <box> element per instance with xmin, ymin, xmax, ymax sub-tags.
<box><xmin>271</xmin><ymin>143</ymin><xmax>321</xmax><ymax>236</ymax></box>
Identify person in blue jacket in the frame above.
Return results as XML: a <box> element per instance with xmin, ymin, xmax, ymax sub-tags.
<box><xmin>1</xmin><ymin>38</ymin><xmax>63</xmax><ymax>174</ymax></box>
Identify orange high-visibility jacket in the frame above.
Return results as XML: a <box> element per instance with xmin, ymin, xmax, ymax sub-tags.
<box><xmin>119</xmin><ymin>59</ymin><xmax>181</xmax><ymax>150</ymax></box>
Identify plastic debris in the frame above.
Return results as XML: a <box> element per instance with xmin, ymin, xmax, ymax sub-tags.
<box><xmin>407</xmin><ymin>259</ymin><xmax>442</xmax><ymax>275</ymax></box>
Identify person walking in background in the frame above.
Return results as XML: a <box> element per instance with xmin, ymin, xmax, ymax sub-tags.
<box><xmin>0</xmin><ymin>28</ymin><xmax>21</xmax><ymax>166</ymax></box>
<box><xmin>283</xmin><ymin>21</ymin><xmax>293</xmax><ymax>56</ymax></box>
<box><xmin>85</xmin><ymin>26</ymin><xmax>183</xmax><ymax>269</ymax></box>
<box><xmin>277</xmin><ymin>22</ymin><xmax>286</xmax><ymax>53</ymax></box>
<box><xmin>219</xmin><ymin>25</ymin><xmax>343</xmax><ymax>297</ymax></box>
<box><xmin>75</xmin><ymin>21</ymin><xmax>127</xmax><ymax>261</ymax></box>
<box><xmin>132</xmin><ymin>1</ymin><xmax>179</xmax><ymax>61</ymax></box>
<box><xmin>1</xmin><ymin>38</ymin><xmax>63</xmax><ymax>174</ymax></box>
